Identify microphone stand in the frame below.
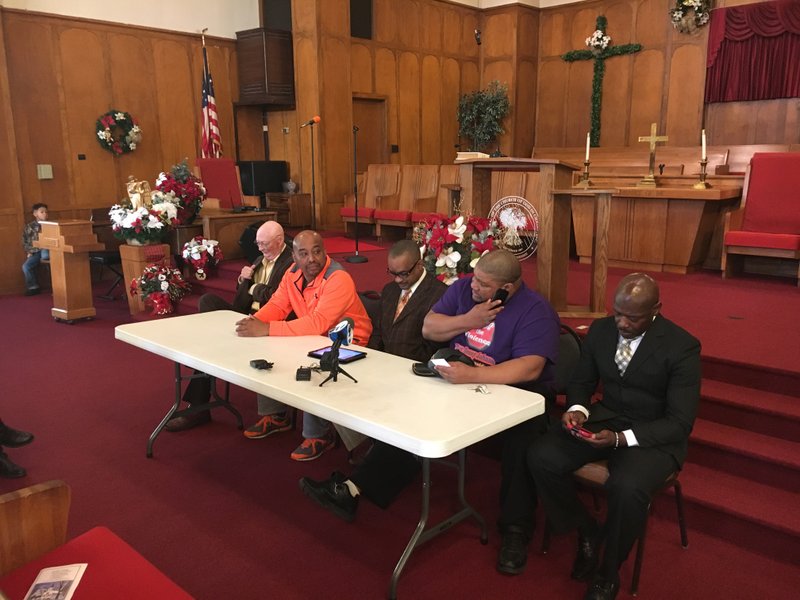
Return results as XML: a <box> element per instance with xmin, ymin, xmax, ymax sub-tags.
<box><xmin>308</xmin><ymin>122</ymin><xmax>317</xmax><ymax>230</ymax></box>
<box><xmin>319</xmin><ymin>338</ymin><xmax>358</xmax><ymax>387</ymax></box>
<box><xmin>346</xmin><ymin>125</ymin><xmax>368</xmax><ymax>264</ymax></box>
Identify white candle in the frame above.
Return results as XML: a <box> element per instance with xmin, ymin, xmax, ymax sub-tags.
<box><xmin>701</xmin><ymin>129</ymin><xmax>707</xmax><ymax>161</ymax></box>
<box><xmin>585</xmin><ymin>132</ymin><xmax>591</xmax><ymax>161</ymax></box>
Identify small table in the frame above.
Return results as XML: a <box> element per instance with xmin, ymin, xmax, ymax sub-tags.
<box><xmin>0</xmin><ymin>526</ymin><xmax>193</xmax><ymax>599</ymax></box>
<box><xmin>115</xmin><ymin>311</ymin><xmax>544</xmax><ymax>599</ymax></box>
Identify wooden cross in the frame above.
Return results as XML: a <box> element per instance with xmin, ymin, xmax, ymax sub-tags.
<box><xmin>637</xmin><ymin>122</ymin><xmax>668</xmax><ymax>186</ymax></box>
<box><xmin>562</xmin><ymin>15</ymin><xmax>642</xmax><ymax>147</ymax></box>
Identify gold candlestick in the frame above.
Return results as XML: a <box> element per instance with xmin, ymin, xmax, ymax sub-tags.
<box><xmin>575</xmin><ymin>160</ymin><xmax>593</xmax><ymax>188</ymax></box>
<box><xmin>693</xmin><ymin>158</ymin><xmax>711</xmax><ymax>189</ymax></box>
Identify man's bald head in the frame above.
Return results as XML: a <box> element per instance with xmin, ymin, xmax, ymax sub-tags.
<box><xmin>292</xmin><ymin>230</ymin><xmax>327</xmax><ymax>280</ymax></box>
<box><xmin>255</xmin><ymin>221</ymin><xmax>285</xmax><ymax>260</ymax></box>
<box><xmin>613</xmin><ymin>273</ymin><xmax>661</xmax><ymax>338</ymax></box>
<box><xmin>475</xmin><ymin>249</ymin><xmax>521</xmax><ymax>284</ymax></box>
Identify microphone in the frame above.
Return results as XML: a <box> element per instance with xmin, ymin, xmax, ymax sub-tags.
<box><xmin>301</xmin><ymin>115</ymin><xmax>321</xmax><ymax>128</ymax></box>
<box><xmin>328</xmin><ymin>318</ymin><xmax>354</xmax><ymax>345</ymax></box>
<box><xmin>474</xmin><ymin>29</ymin><xmax>482</xmax><ymax>45</ymax></box>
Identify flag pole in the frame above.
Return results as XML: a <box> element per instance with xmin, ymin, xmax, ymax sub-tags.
<box><xmin>201</xmin><ymin>28</ymin><xmax>207</xmax><ymax>48</ymax></box>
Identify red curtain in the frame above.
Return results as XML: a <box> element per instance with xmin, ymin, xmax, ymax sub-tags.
<box><xmin>705</xmin><ymin>0</ymin><xmax>800</xmax><ymax>103</ymax></box>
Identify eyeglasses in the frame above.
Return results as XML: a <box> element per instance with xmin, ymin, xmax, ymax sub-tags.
<box><xmin>387</xmin><ymin>259</ymin><xmax>420</xmax><ymax>279</ymax></box>
<box><xmin>255</xmin><ymin>240</ymin><xmax>273</xmax><ymax>249</ymax></box>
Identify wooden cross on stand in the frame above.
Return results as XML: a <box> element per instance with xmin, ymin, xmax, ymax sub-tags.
<box><xmin>637</xmin><ymin>122</ymin><xmax>668</xmax><ymax>187</ymax></box>
<box><xmin>562</xmin><ymin>15</ymin><xmax>642</xmax><ymax>147</ymax></box>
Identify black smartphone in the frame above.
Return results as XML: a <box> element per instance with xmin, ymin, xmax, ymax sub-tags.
<box><xmin>491</xmin><ymin>288</ymin><xmax>509</xmax><ymax>306</ymax></box>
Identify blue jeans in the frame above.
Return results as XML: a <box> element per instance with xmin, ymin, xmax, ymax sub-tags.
<box><xmin>22</xmin><ymin>249</ymin><xmax>49</xmax><ymax>290</ymax></box>
<box><xmin>255</xmin><ymin>394</ymin><xmax>331</xmax><ymax>439</ymax></box>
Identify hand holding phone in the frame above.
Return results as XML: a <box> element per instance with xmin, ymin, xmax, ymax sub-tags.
<box><xmin>491</xmin><ymin>288</ymin><xmax>509</xmax><ymax>306</ymax></box>
<box><xmin>566</xmin><ymin>422</ymin><xmax>594</xmax><ymax>439</ymax></box>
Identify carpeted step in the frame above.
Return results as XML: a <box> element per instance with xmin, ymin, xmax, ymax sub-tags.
<box><xmin>700</xmin><ymin>379</ymin><xmax>800</xmax><ymax>442</ymax></box>
<box><xmin>670</xmin><ymin>463</ymin><xmax>800</xmax><ymax>565</ymax></box>
<box><xmin>702</xmin><ymin>356</ymin><xmax>800</xmax><ymax>398</ymax></box>
<box><xmin>688</xmin><ymin>419</ymin><xmax>800</xmax><ymax>493</ymax></box>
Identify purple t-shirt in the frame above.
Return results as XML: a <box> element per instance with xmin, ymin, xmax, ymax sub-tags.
<box><xmin>431</xmin><ymin>276</ymin><xmax>560</xmax><ymax>387</ymax></box>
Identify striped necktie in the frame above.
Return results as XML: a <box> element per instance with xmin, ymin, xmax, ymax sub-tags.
<box><xmin>394</xmin><ymin>290</ymin><xmax>411</xmax><ymax>321</ymax></box>
<box><xmin>615</xmin><ymin>339</ymin><xmax>633</xmax><ymax>375</ymax></box>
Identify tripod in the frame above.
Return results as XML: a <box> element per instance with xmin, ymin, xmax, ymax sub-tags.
<box><xmin>346</xmin><ymin>125</ymin><xmax>368</xmax><ymax>264</ymax></box>
<box><xmin>319</xmin><ymin>339</ymin><xmax>358</xmax><ymax>387</ymax></box>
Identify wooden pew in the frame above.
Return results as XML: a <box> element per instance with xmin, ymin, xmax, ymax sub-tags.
<box><xmin>375</xmin><ymin>165</ymin><xmax>438</xmax><ymax>239</ymax></box>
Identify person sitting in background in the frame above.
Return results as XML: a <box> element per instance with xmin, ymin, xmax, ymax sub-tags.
<box><xmin>423</xmin><ymin>249</ymin><xmax>560</xmax><ymax>576</ymax></box>
<box><xmin>528</xmin><ymin>273</ymin><xmax>701</xmax><ymax>600</ymax></box>
<box><xmin>165</xmin><ymin>221</ymin><xmax>293</xmax><ymax>432</ymax></box>
<box><xmin>299</xmin><ymin>239</ymin><xmax>447</xmax><ymax>520</ymax></box>
<box><xmin>21</xmin><ymin>203</ymin><xmax>49</xmax><ymax>296</ymax></box>
<box><xmin>235</xmin><ymin>230</ymin><xmax>372</xmax><ymax>461</ymax></box>
<box><xmin>0</xmin><ymin>419</ymin><xmax>34</xmax><ymax>478</ymax></box>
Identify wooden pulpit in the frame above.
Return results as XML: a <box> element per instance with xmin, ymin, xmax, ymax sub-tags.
<box><xmin>119</xmin><ymin>243</ymin><xmax>171</xmax><ymax>315</ymax></box>
<box><xmin>34</xmin><ymin>220</ymin><xmax>104</xmax><ymax>322</ymax></box>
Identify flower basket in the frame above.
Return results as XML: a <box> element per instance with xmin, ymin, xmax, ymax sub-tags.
<box><xmin>109</xmin><ymin>202</ymin><xmax>179</xmax><ymax>245</ymax></box>
<box><xmin>413</xmin><ymin>215</ymin><xmax>500</xmax><ymax>285</ymax></box>
<box><xmin>155</xmin><ymin>160</ymin><xmax>206</xmax><ymax>225</ymax></box>
<box><xmin>130</xmin><ymin>264</ymin><xmax>191</xmax><ymax>316</ymax></box>
<box><xmin>181</xmin><ymin>236</ymin><xmax>223</xmax><ymax>280</ymax></box>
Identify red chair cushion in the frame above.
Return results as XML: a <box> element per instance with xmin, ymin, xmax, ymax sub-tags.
<box><xmin>374</xmin><ymin>209</ymin><xmax>411</xmax><ymax>222</ymax></box>
<box><xmin>411</xmin><ymin>212</ymin><xmax>446</xmax><ymax>222</ymax></box>
<box><xmin>196</xmin><ymin>158</ymin><xmax>241</xmax><ymax>209</ymax></box>
<box><xmin>340</xmin><ymin>206</ymin><xmax>375</xmax><ymax>219</ymax></box>
<box><xmin>725</xmin><ymin>231</ymin><xmax>800</xmax><ymax>251</ymax></box>
<box><xmin>742</xmin><ymin>153</ymin><xmax>800</xmax><ymax>234</ymax></box>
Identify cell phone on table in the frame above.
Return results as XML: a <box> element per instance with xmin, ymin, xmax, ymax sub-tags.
<box><xmin>567</xmin><ymin>422</ymin><xmax>594</xmax><ymax>439</ymax></box>
<box><xmin>491</xmin><ymin>288</ymin><xmax>509</xmax><ymax>306</ymax></box>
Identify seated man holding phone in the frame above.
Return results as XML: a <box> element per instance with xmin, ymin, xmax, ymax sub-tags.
<box><xmin>422</xmin><ymin>249</ymin><xmax>560</xmax><ymax>576</ymax></box>
<box><xmin>235</xmin><ymin>230</ymin><xmax>372</xmax><ymax>461</ymax></box>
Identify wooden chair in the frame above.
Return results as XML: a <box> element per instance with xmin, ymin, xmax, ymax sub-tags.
<box><xmin>375</xmin><ymin>165</ymin><xmax>439</xmax><ymax>239</ymax></box>
<box><xmin>541</xmin><ymin>462</ymin><xmax>688</xmax><ymax>596</ymax></box>
<box><xmin>194</xmin><ymin>158</ymin><xmax>260</xmax><ymax>209</ymax></box>
<box><xmin>721</xmin><ymin>152</ymin><xmax>800</xmax><ymax>286</ymax></box>
<box><xmin>411</xmin><ymin>165</ymin><xmax>457</xmax><ymax>223</ymax></box>
<box><xmin>0</xmin><ymin>480</ymin><xmax>71</xmax><ymax>576</ymax></box>
<box><xmin>340</xmin><ymin>171</ymin><xmax>369</xmax><ymax>234</ymax></box>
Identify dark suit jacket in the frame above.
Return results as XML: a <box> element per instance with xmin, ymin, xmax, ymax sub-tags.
<box><xmin>569</xmin><ymin>314</ymin><xmax>701</xmax><ymax>467</ymax></box>
<box><xmin>373</xmin><ymin>273</ymin><xmax>448</xmax><ymax>363</ymax></box>
<box><xmin>231</xmin><ymin>243</ymin><xmax>293</xmax><ymax>314</ymax></box>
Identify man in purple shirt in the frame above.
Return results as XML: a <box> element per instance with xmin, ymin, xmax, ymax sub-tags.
<box><xmin>422</xmin><ymin>249</ymin><xmax>560</xmax><ymax>576</ymax></box>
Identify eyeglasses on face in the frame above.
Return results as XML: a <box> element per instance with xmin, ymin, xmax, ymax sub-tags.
<box><xmin>387</xmin><ymin>259</ymin><xmax>420</xmax><ymax>279</ymax></box>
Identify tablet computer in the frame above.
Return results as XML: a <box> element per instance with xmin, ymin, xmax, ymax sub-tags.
<box><xmin>307</xmin><ymin>346</ymin><xmax>367</xmax><ymax>364</ymax></box>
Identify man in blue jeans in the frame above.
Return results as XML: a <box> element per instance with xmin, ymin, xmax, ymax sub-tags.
<box><xmin>21</xmin><ymin>203</ymin><xmax>50</xmax><ymax>295</ymax></box>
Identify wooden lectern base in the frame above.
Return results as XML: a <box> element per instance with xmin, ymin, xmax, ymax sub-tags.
<box><xmin>119</xmin><ymin>243</ymin><xmax>171</xmax><ymax>315</ymax></box>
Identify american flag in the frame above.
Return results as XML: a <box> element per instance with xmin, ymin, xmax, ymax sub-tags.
<box><xmin>200</xmin><ymin>45</ymin><xmax>222</xmax><ymax>158</ymax></box>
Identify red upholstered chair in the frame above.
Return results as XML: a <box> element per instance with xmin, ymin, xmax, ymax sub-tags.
<box><xmin>375</xmin><ymin>165</ymin><xmax>439</xmax><ymax>238</ymax></box>
<box><xmin>411</xmin><ymin>164</ymin><xmax>459</xmax><ymax>223</ymax></box>
<box><xmin>341</xmin><ymin>164</ymin><xmax>401</xmax><ymax>236</ymax></box>
<box><xmin>721</xmin><ymin>152</ymin><xmax>800</xmax><ymax>286</ymax></box>
<box><xmin>194</xmin><ymin>158</ymin><xmax>258</xmax><ymax>209</ymax></box>
<box><xmin>340</xmin><ymin>171</ymin><xmax>368</xmax><ymax>234</ymax></box>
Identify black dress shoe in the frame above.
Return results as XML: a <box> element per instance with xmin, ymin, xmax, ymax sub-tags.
<box><xmin>299</xmin><ymin>472</ymin><xmax>358</xmax><ymax>522</ymax></box>
<box><xmin>571</xmin><ymin>530</ymin><xmax>601</xmax><ymax>581</ymax></box>
<box><xmin>0</xmin><ymin>423</ymin><xmax>34</xmax><ymax>448</ymax></box>
<box><xmin>496</xmin><ymin>526</ymin><xmax>529</xmax><ymax>575</ymax></box>
<box><xmin>584</xmin><ymin>576</ymin><xmax>619</xmax><ymax>600</ymax></box>
<box><xmin>164</xmin><ymin>411</ymin><xmax>211</xmax><ymax>432</ymax></box>
<box><xmin>0</xmin><ymin>451</ymin><xmax>27</xmax><ymax>478</ymax></box>
<box><xmin>24</xmin><ymin>287</ymin><xmax>41</xmax><ymax>296</ymax></box>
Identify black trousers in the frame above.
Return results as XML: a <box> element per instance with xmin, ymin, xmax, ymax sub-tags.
<box><xmin>528</xmin><ymin>423</ymin><xmax>678</xmax><ymax>578</ymax></box>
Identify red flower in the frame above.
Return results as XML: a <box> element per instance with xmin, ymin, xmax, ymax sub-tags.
<box><xmin>101</xmin><ymin>115</ymin><xmax>115</xmax><ymax>127</ymax></box>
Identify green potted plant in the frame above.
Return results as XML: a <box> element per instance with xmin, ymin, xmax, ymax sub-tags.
<box><xmin>457</xmin><ymin>81</ymin><xmax>511</xmax><ymax>154</ymax></box>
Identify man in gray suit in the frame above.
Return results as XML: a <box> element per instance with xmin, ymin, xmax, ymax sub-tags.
<box><xmin>529</xmin><ymin>273</ymin><xmax>701</xmax><ymax>600</ymax></box>
<box><xmin>299</xmin><ymin>240</ymin><xmax>447</xmax><ymax>519</ymax></box>
<box><xmin>165</xmin><ymin>220</ymin><xmax>293</xmax><ymax>431</ymax></box>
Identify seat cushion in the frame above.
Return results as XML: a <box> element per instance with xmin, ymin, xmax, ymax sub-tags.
<box><xmin>411</xmin><ymin>211</ymin><xmax>446</xmax><ymax>223</ymax></box>
<box><xmin>725</xmin><ymin>231</ymin><xmax>800</xmax><ymax>251</ymax></box>
<box><xmin>340</xmin><ymin>206</ymin><xmax>375</xmax><ymax>220</ymax></box>
<box><xmin>374</xmin><ymin>209</ymin><xmax>411</xmax><ymax>222</ymax></box>
<box><xmin>742</xmin><ymin>153</ymin><xmax>800</xmax><ymax>234</ymax></box>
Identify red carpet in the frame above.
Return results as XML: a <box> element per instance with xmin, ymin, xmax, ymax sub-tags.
<box><xmin>317</xmin><ymin>236</ymin><xmax>384</xmax><ymax>254</ymax></box>
<box><xmin>1</xmin><ymin>246</ymin><xmax>799</xmax><ymax>599</ymax></box>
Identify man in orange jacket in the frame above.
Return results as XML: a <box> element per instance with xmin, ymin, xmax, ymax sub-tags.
<box><xmin>235</xmin><ymin>230</ymin><xmax>372</xmax><ymax>461</ymax></box>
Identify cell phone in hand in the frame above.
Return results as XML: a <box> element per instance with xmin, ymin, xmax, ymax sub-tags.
<box><xmin>567</xmin><ymin>422</ymin><xmax>593</xmax><ymax>439</ymax></box>
<box><xmin>491</xmin><ymin>288</ymin><xmax>509</xmax><ymax>306</ymax></box>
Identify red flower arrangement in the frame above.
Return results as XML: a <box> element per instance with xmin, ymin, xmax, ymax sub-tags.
<box><xmin>414</xmin><ymin>215</ymin><xmax>499</xmax><ymax>285</ymax></box>
<box><xmin>130</xmin><ymin>264</ymin><xmax>192</xmax><ymax>316</ymax></box>
<box><xmin>182</xmin><ymin>236</ymin><xmax>223</xmax><ymax>280</ymax></box>
<box><xmin>154</xmin><ymin>160</ymin><xmax>206</xmax><ymax>224</ymax></box>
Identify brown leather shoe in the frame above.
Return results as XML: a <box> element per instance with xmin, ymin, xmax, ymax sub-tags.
<box><xmin>165</xmin><ymin>411</ymin><xmax>211</xmax><ymax>432</ymax></box>
<box><xmin>0</xmin><ymin>451</ymin><xmax>26</xmax><ymax>478</ymax></box>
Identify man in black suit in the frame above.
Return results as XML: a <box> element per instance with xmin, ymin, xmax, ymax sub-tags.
<box><xmin>298</xmin><ymin>239</ymin><xmax>447</xmax><ymax>520</ymax></box>
<box><xmin>165</xmin><ymin>221</ymin><xmax>293</xmax><ymax>431</ymax></box>
<box><xmin>529</xmin><ymin>273</ymin><xmax>701</xmax><ymax>600</ymax></box>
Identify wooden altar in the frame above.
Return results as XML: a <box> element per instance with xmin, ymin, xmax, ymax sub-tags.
<box><xmin>200</xmin><ymin>210</ymin><xmax>277</xmax><ymax>260</ymax></box>
<box><xmin>35</xmin><ymin>221</ymin><xmax>104</xmax><ymax>322</ymax></box>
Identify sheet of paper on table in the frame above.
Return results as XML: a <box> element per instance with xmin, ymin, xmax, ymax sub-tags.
<box><xmin>22</xmin><ymin>563</ymin><xmax>87</xmax><ymax>600</ymax></box>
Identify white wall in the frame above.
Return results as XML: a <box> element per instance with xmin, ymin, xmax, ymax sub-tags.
<box><xmin>0</xmin><ymin>0</ymin><xmax>259</xmax><ymax>39</ymax></box>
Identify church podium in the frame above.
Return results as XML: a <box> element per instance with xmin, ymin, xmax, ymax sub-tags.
<box><xmin>35</xmin><ymin>221</ymin><xmax>104</xmax><ymax>322</ymax></box>
<box><xmin>119</xmin><ymin>243</ymin><xmax>171</xmax><ymax>315</ymax></box>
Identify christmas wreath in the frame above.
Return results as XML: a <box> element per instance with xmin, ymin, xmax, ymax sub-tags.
<box><xmin>95</xmin><ymin>110</ymin><xmax>141</xmax><ymax>155</ymax></box>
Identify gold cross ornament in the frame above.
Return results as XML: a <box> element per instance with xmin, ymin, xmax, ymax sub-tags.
<box><xmin>637</xmin><ymin>122</ymin><xmax>668</xmax><ymax>187</ymax></box>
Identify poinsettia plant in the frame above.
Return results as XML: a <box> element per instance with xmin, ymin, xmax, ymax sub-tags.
<box><xmin>181</xmin><ymin>236</ymin><xmax>222</xmax><ymax>280</ymax></box>
<box><xmin>130</xmin><ymin>263</ymin><xmax>192</xmax><ymax>315</ymax></box>
<box><xmin>109</xmin><ymin>200</ymin><xmax>180</xmax><ymax>245</ymax></box>
<box><xmin>414</xmin><ymin>215</ymin><xmax>500</xmax><ymax>285</ymax></box>
<box><xmin>154</xmin><ymin>160</ymin><xmax>206</xmax><ymax>224</ymax></box>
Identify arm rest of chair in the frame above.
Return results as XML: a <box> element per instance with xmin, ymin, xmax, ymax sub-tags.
<box><xmin>202</xmin><ymin>198</ymin><xmax>222</xmax><ymax>211</ymax></box>
<box><xmin>723</xmin><ymin>207</ymin><xmax>745</xmax><ymax>235</ymax></box>
<box><xmin>242</xmin><ymin>195</ymin><xmax>260</xmax><ymax>208</ymax></box>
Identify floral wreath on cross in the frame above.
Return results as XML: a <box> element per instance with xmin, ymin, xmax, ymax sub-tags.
<box><xmin>670</xmin><ymin>1</ymin><xmax>712</xmax><ymax>34</ymax></box>
<box><xmin>95</xmin><ymin>110</ymin><xmax>142</xmax><ymax>155</ymax></box>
